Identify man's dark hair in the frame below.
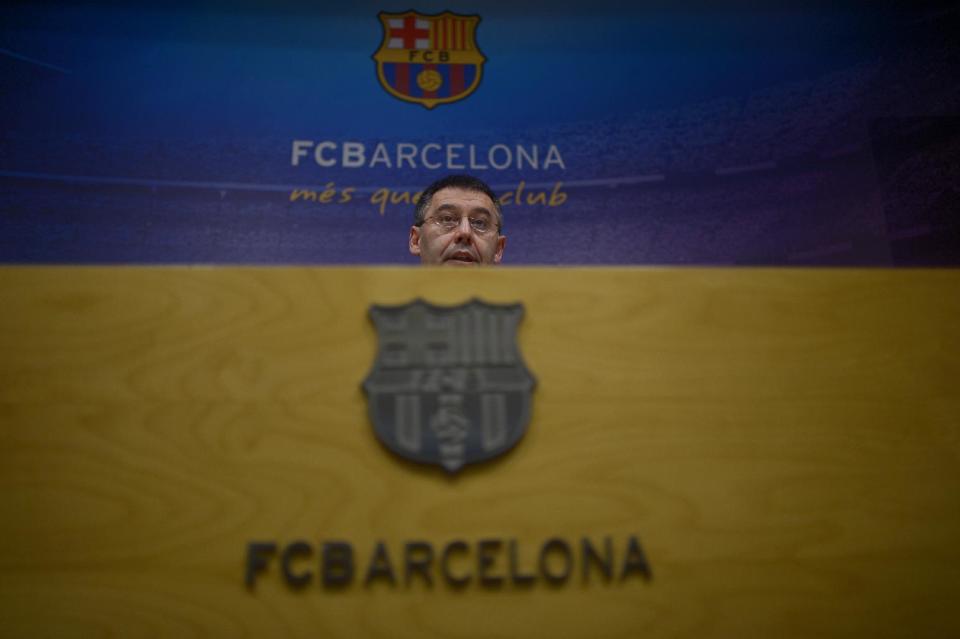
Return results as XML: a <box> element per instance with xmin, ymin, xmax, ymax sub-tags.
<box><xmin>414</xmin><ymin>174</ymin><xmax>503</xmax><ymax>231</ymax></box>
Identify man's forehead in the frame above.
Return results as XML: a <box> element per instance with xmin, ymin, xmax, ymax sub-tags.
<box><xmin>428</xmin><ymin>187</ymin><xmax>496</xmax><ymax>213</ymax></box>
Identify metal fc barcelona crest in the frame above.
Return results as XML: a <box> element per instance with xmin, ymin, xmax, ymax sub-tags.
<box><xmin>372</xmin><ymin>10</ymin><xmax>486</xmax><ymax>109</ymax></box>
<box><xmin>362</xmin><ymin>299</ymin><xmax>536</xmax><ymax>473</ymax></box>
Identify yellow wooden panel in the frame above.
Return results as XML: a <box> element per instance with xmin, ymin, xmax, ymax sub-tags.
<box><xmin>1</xmin><ymin>267</ymin><xmax>958</xmax><ymax>638</ymax></box>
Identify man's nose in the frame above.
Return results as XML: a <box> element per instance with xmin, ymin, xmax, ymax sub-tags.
<box><xmin>452</xmin><ymin>216</ymin><xmax>474</xmax><ymax>240</ymax></box>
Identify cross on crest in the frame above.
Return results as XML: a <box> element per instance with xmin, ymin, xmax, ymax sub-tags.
<box><xmin>362</xmin><ymin>299</ymin><xmax>536</xmax><ymax>473</ymax></box>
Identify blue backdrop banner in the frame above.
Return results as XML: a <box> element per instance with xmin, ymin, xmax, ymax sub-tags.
<box><xmin>2</xmin><ymin>1</ymin><xmax>958</xmax><ymax>264</ymax></box>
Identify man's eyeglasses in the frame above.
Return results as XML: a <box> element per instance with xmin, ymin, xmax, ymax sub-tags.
<box><xmin>418</xmin><ymin>212</ymin><xmax>499</xmax><ymax>235</ymax></box>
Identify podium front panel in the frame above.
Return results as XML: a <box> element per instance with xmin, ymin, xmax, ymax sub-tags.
<box><xmin>1</xmin><ymin>267</ymin><xmax>958</xmax><ymax>638</ymax></box>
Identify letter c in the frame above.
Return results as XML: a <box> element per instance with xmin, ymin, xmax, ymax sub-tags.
<box><xmin>314</xmin><ymin>141</ymin><xmax>337</xmax><ymax>167</ymax></box>
<box><xmin>441</xmin><ymin>540</ymin><xmax>471</xmax><ymax>587</ymax></box>
<box><xmin>281</xmin><ymin>540</ymin><xmax>313</xmax><ymax>588</ymax></box>
<box><xmin>421</xmin><ymin>143</ymin><xmax>441</xmax><ymax>169</ymax></box>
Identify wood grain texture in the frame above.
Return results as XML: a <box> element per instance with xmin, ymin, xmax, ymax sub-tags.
<box><xmin>1</xmin><ymin>266</ymin><xmax>958</xmax><ymax>638</ymax></box>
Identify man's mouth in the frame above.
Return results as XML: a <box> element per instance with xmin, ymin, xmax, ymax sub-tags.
<box><xmin>445</xmin><ymin>250</ymin><xmax>477</xmax><ymax>265</ymax></box>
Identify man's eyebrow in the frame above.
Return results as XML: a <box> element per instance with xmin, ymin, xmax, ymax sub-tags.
<box><xmin>435</xmin><ymin>203</ymin><xmax>493</xmax><ymax>216</ymax></box>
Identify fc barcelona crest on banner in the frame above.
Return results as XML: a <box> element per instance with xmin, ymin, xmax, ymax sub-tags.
<box><xmin>372</xmin><ymin>10</ymin><xmax>486</xmax><ymax>109</ymax></box>
<box><xmin>362</xmin><ymin>299</ymin><xmax>536</xmax><ymax>473</ymax></box>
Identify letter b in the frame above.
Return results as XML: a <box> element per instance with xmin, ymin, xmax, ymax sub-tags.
<box><xmin>342</xmin><ymin>142</ymin><xmax>366</xmax><ymax>168</ymax></box>
<box><xmin>322</xmin><ymin>542</ymin><xmax>355</xmax><ymax>587</ymax></box>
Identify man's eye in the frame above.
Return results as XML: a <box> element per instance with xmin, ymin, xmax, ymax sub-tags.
<box><xmin>470</xmin><ymin>218</ymin><xmax>490</xmax><ymax>231</ymax></box>
<box><xmin>437</xmin><ymin>214</ymin><xmax>458</xmax><ymax>226</ymax></box>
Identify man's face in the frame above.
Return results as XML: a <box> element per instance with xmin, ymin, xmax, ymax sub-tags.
<box><xmin>409</xmin><ymin>187</ymin><xmax>506</xmax><ymax>266</ymax></box>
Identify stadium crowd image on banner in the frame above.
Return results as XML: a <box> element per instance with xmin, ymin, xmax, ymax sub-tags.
<box><xmin>1</xmin><ymin>2</ymin><xmax>959</xmax><ymax>639</ymax></box>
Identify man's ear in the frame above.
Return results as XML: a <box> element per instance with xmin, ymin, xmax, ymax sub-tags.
<box><xmin>409</xmin><ymin>226</ymin><xmax>422</xmax><ymax>256</ymax></box>
<box><xmin>493</xmin><ymin>235</ymin><xmax>506</xmax><ymax>263</ymax></box>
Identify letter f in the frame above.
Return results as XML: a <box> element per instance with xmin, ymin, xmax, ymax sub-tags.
<box><xmin>245</xmin><ymin>542</ymin><xmax>277</xmax><ymax>589</ymax></box>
